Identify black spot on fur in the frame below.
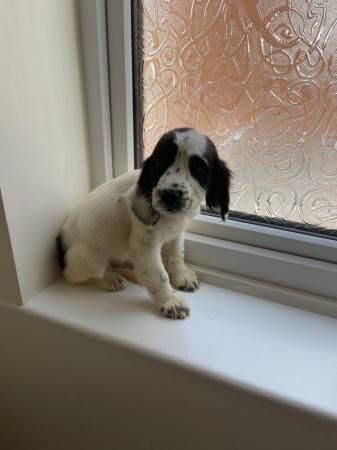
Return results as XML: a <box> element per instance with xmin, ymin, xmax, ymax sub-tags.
<box><xmin>176</xmin><ymin>168</ymin><xmax>180</xmax><ymax>173</ymax></box>
<box><xmin>56</xmin><ymin>234</ymin><xmax>66</xmax><ymax>271</ymax></box>
<box><xmin>204</xmin><ymin>137</ymin><xmax>232</xmax><ymax>220</ymax></box>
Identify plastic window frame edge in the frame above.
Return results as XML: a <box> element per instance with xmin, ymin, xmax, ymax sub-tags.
<box><xmin>79</xmin><ymin>0</ymin><xmax>135</xmax><ymax>185</ymax></box>
<box><xmin>189</xmin><ymin>213</ymin><xmax>337</xmax><ymax>265</ymax></box>
<box><xmin>89</xmin><ymin>0</ymin><xmax>337</xmax><ymax>302</ymax></box>
<box><xmin>78</xmin><ymin>0</ymin><xmax>113</xmax><ymax>188</ymax></box>
<box><xmin>106</xmin><ymin>0</ymin><xmax>135</xmax><ymax>176</ymax></box>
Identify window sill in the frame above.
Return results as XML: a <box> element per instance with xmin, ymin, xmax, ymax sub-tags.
<box><xmin>24</xmin><ymin>272</ymin><xmax>337</xmax><ymax>423</ymax></box>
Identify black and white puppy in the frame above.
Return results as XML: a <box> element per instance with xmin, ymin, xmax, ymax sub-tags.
<box><xmin>57</xmin><ymin>128</ymin><xmax>231</xmax><ymax>319</ymax></box>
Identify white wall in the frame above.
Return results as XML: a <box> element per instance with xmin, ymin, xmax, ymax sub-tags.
<box><xmin>0</xmin><ymin>0</ymin><xmax>92</xmax><ymax>302</ymax></box>
<box><xmin>1</xmin><ymin>304</ymin><xmax>337</xmax><ymax>450</ymax></box>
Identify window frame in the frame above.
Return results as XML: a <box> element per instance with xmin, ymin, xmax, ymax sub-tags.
<box><xmin>78</xmin><ymin>0</ymin><xmax>113</xmax><ymax>187</ymax></box>
<box><xmin>81</xmin><ymin>0</ymin><xmax>337</xmax><ymax>302</ymax></box>
<box><xmin>106</xmin><ymin>0</ymin><xmax>135</xmax><ymax>176</ymax></box>
<box><xmin>190</xmin><ymin>213</ymin><xmax>337</xmax><ymax>264</ymax></box>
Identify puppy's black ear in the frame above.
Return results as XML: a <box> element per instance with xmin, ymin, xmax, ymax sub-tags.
<box><xmin>205</xmin><ymin>143</ymin><xmax>232</xmax><ymax>220</ymax></box>
<box><xmin>137</xmin><ymin>154</ymin><xmax>154</xmax><ymax>200</ymax></box>
<box><xmin>137</xmin><ymin>130</ymin><xmax>178</xmax><ymax>200</ymax></box>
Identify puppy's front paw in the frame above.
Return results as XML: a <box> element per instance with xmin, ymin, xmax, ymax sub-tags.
<box><xmin>159</xmin><ymin>296</ymin><xmax>190</xmax><ymax>320</ymax></box>
<box><xmin>170</xmin><ymin>267</ymin><xmax>200</xmax><ymax>292</ymax></box>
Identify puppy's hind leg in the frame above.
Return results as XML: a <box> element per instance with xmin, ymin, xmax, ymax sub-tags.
<box><xmin>63</xmin><ymin>243</ymin><xmax>127</xmax><ymax>292</ymax></box>
<box><xmin>91</xmin><ymin>266</ymin><xmax>128</xmax><ymax>292</ymax></box>
<box><xmin>109</xmin><ymin>265</ymin><xmax>139</xmax><ymax>285</ymax></box>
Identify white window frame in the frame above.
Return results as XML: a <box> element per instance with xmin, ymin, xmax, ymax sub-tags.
<box><xmin>79</xmin><ymin>0</ymin><xmax>337</xmax><ymax>302</ymax></box>
<box><xmin>78</xmin><ymin>0</ymin><xmax>134</xmax><ymax>186</ymax></box>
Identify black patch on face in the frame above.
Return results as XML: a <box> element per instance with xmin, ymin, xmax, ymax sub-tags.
<box><xmin>188</xmin><ymin>155</ymin><xmax>209</xmax><ymax>187</ymax></box>
<box><xmin>137</xmin><ymin>130</ymin><xmax>178</xmax><ymax>201</ymax></box>
<box><xmin>204</xmin><ymin>136</ymin><xmax>232</xmax><ymax>220</ymax></box>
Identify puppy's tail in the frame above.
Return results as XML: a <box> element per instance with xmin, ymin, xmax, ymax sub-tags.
<box><xmin>56</xmin><ymin>233</ymin><xmax>66</xmax><ymax>271</ymax></box>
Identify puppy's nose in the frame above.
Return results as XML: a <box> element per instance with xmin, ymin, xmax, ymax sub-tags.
<box><xmin>160</xmin><ymin>188</ymin><xmax>183</xmax><ymax>210</ymax></box>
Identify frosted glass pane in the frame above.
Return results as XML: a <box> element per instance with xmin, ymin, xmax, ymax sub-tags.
<box><xmin>141</xmin><ymin>0</ymin><xmax>337</xmax><ymax>228</ymax></box>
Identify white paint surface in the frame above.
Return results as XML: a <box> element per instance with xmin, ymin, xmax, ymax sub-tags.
<box><xmin>26</xmin><ymin>278</ymin><xmax>337</xmax><ymax>422</ymax></box>
<box><xmin>2</xmin><ymin>300</ymin><xmax>337</xmax><ymax>450</ymax></box>
<box><xmin>0</xmin><ymin>0</ymin><xmax>91</xmax><ymax>301</ymax></box>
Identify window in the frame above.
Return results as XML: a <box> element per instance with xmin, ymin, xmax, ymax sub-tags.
<box><xmin>133</xmin><ymin>0</ymin><xmax>337</xmax><ymax>240</ymax></box>
<box><xmin>100</xmin><ymin>0</ymin><xmax>337</xmax><ymax>298</ymax></box>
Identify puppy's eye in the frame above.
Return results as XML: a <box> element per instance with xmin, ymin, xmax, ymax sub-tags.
<box><xmin>189</xmin><ymin>156</ymin><xmax>209</xmax><ymax>186</ymax></box>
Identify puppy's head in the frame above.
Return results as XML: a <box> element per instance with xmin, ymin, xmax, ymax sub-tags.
<box><xmin>137</xmin><ymin>128</ymin><xmax>231</xmax><ymax>220</ymax></box>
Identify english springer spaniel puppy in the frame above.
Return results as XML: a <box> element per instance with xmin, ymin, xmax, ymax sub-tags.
<box><xmin>57</xmin><ymin>128</ymin><xmax>231</xmax><ymax>319</ymax></box>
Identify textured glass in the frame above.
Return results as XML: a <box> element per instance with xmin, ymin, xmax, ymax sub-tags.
<box><xmin>141</xmin><ymin>0</ymin><xmax>337</xmax><ymax>228</ymax></box>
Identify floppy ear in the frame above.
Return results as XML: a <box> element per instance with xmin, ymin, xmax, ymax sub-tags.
<box><xmin>137</xmin><ymin>130</ymin><xmax>178</xmax><ymax>200</ymax></box>
<box><xmin>206</xmin><ymin>154</ymin><xmax>232</xmax><ymax>220</ymax></box>
<box><xmin>137</xmin><ymin>154</ymin><xmax>154</xmax><ymax>200</ymax></box>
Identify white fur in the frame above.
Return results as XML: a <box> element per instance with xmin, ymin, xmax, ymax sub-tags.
<box><xmin>59</xmin><ymin>130</ymin><xmax>212</xmax><ymax>320</ymax></box>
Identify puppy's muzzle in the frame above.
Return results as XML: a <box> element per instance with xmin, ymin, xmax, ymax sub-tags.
<box><xmin>160</xmin><ymin>188</ymin><xmax>183</xmax><ymax>211</ymax></box>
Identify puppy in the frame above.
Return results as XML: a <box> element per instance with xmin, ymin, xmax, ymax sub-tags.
<box><xmin>56</xmin><ymin>128</ymin><xmax>231</xmax><ymax>319</ymax></box>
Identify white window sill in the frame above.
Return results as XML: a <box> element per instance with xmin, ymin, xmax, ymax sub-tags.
<box><xmin>23</xmin><ymin>271</ymin><xmax>337</xmax><ymax>423</ymax></box>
